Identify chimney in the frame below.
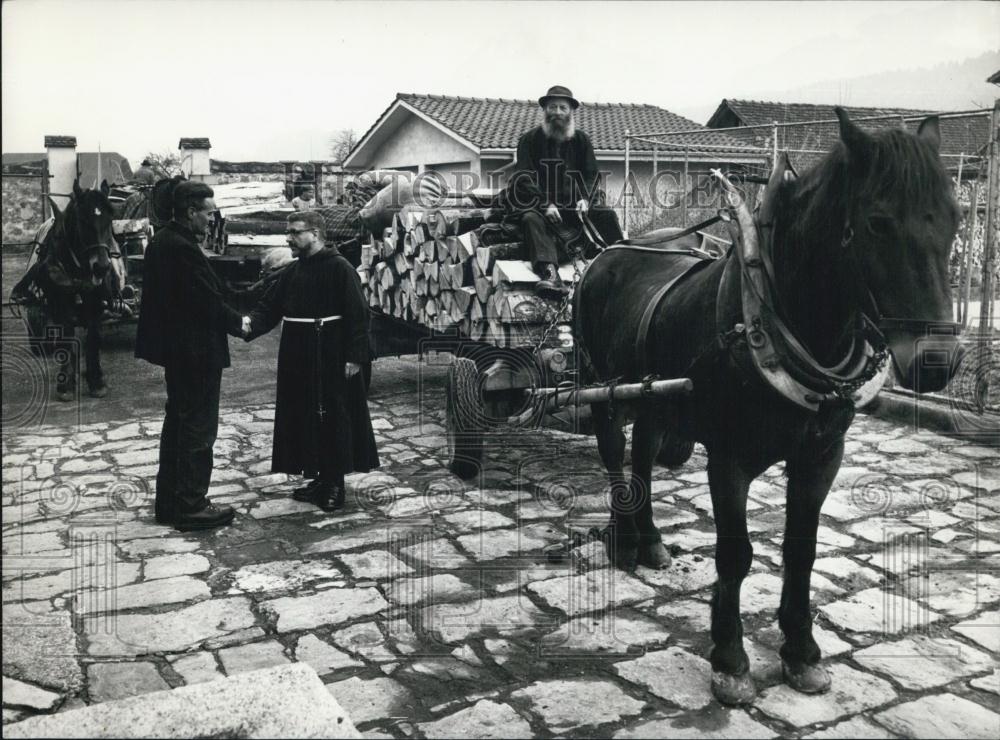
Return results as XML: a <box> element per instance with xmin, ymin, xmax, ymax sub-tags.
<box><xmin>178</xmin><ymin>138</ymin><xmax>214</xmax><ymax>183</ymax></box>
<box><xmin>45</xmin><ymin>135</ymin><xmax>77</xmax><ymax>210</ymax></box>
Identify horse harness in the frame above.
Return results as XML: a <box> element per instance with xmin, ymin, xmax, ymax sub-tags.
<box><xmin>711</xmin><ymin>159</ymin><xmax>891</xmax><ymax>412</ymax></box>
<box><xmin>612</xmin><ymin>157</ymin><xmax>896</xmax><ymax>414</ymax></box>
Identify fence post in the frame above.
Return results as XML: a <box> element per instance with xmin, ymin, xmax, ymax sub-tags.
<box><xmin>40</xmin><ymin>159</ymin><xmax>50</xmax><ymax>222</ymax></box>
<box><xmin>652</xmin><ymin>145</ymin><xmax>658</xmax><ymax>224</ymax></box>
<box><xmin>954</xmin><ymin>152</ymin><xmax>965</xmax><ymax>324</ymax></box>
<box><xmin>961</xmin><ymin>178</ymin><xmax>979</xmax><ymax>328</ymax></box>
<box><xmin>682</xmin><ymin>148</ymin><xmax>689</xmax><ymax>228</ymax></box>
<box><xmin>624</xmin><ymin>129</ymin><xmax>630</xmax><ymax>239</ymax></box>
<box><xmin>976</xmin><ymin>100</ymin><xmax>999</xmax><ymax>411</ymax></box>
<box><xmin>772</xmin><ymin>122</ymin><xmax>779</xmax><ymax>172</ymax></box>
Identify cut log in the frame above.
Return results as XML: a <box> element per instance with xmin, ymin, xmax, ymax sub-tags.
<box><xmin>487</xmin><ymin>319</ymin><xmax>508</xmax><ymax>348</ymax></box>
<box><xmin>499</xmin><ymin>292</ymin><xmax>553</xmax><ymax>324</ymax></box>
<box><xmin>436</xmin><ymin>237</ymin><xmax>450</xmax><ymax>263</ymax></box>
<box><xmin>475</xmin><ymin>246</ymin><xmax>495</xmax><ymax>277</ymax></box>
<box><xmin>453</xmin><ymin>286</ymin><xmax>476</xmax><ymax>315</ymax></box>
<box><xmin>474</xmin><ymin>275</ymin><xmax>491</xmax><ymax>303</ymax></box>
<box><xmin>455</xmin><ymin>232</ymin><xmax>478</xmax><ymax>260</ymax></box>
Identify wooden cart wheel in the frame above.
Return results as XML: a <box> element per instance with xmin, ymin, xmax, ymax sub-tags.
<box><xmin>446</xmin><ymin>357</ymin><xmax>485</xmax><ymax>478</ymax></box>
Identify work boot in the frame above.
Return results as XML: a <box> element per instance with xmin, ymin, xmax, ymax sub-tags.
<box><xmin>534</xmin><ymin>263</ymin><xmax>570</xmax><ymax>299</ymax></box>
<box><xmin>174</xmin><ymin>502</ymin><xmax>236</xmax><ymax>532</ymax></box>
<box><xmin>291</xmin><ymin>478</ymin><xmax>322</xmax><ymax>502</ymax></box>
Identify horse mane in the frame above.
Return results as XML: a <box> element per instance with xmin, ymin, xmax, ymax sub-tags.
<box><xmin>789</xmin><ymin>127</ymin><xmax>954</xmax><ymax>239</ymax></box>
<box><xmin>769</xmin><ymin>125</ymin><xmax>955</xmax><ymax>361</ymax></box>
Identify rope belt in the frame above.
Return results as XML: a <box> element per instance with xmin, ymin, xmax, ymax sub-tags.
<box><xmin>282</xmin><ymin>315</ymin><xmax>342</xmax><ymax>325</ymax></box>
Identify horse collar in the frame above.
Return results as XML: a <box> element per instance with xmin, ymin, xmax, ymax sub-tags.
<box><xmin>713</xmin><ymin>169</ymin><xmax>890</xmax><ymax>414</ymax></box>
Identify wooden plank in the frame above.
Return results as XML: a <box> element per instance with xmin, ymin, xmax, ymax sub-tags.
<box><xmin>492</xmin><ymin>259</ymin><xmax>539</xmax><ymax>285</ymax></box>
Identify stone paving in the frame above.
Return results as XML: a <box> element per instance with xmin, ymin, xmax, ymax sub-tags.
<box><xmin>2</xmin><ymin>384</ymin><xmax>999</xmax><ymax>738</ymax></box>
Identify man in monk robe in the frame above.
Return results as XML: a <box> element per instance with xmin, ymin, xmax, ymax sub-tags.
<box><xmin>243</xmin><ymin>210</ymin><xmax>379</xmax><ymax>511</ymax></box>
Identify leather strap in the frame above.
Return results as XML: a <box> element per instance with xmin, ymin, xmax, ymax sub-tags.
<box><xmin>636</xmin><ymin>256</ymin><xmax>715</xmax><ymax>377</ymax></box>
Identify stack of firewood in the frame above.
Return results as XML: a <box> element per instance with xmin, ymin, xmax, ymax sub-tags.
<box><xmin>356</xmin><ymin>204</ymin><xmax>581</xmax><ymax>348</ymax></box>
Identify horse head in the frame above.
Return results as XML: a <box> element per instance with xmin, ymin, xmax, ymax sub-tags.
<box><xmin>834</xmin><ymin>107</ymin><xmax>963</xmax><ymax>393</ymax></box>
<box><xmin>51</xmin><ymin>178</ymin><xmax>116</xmax><ymax>287</ymax></box>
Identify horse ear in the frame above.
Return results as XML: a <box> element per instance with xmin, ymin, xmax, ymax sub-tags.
<box><xmin>834</xmin><ymin>106</ymin><xmax>872</xmax><ymax>160</ymax></box>
<box><xmin>100</xmin><ymin>179</ymin><xmax>110</xmax><ymax>196</ymax></box>
<box><xmin>72</xmin><ymin>177</ymin><xmax>83</xmax><ymax>199</ymax></box>
<box><xmin>48</xmin><ymin>197</ymin><xmax>63</xmax><ymax>220</ymax></box>
<box><xmin>917</xmin><ymin>115</ymin><xmax>941</xmax><ymax>152</ymax></box>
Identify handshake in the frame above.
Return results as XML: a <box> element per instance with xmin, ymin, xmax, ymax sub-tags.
<box><xmin>241</xmin><ymin>316</ymin><xmax>252</xmax><ymax>339</ymax></box>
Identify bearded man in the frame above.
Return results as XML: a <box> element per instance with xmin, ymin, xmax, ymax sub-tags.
<box><xmin>506</xmin><ymin>85</ymin><xmax>624</xmax><ymax>297</ymax></box>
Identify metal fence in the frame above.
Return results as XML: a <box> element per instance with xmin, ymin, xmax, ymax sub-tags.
<box><xmin>625</xmin><ymin>104</ymin><xmax>1000</xmax><ymax>411</ymax></box>
<box><xmin>624</xmin><ymin>107</ymin><xmax>998</xmax><ymax>329</ymax></box>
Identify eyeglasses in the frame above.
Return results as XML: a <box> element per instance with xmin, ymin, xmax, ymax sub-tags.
<box><xmin>285</xmin><ymin>228</ymin><xmax>316</xmax><ymax>236</ymax></box>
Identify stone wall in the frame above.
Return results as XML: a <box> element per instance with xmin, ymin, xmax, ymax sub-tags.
<box><xmin>2</xmin><ymin>175</ymin><xmax>45</xmax><ymax>247</ymax></box>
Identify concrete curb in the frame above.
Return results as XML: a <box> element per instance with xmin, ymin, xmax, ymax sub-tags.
<box><xmin>862</xmin><ymin>389</ymin><xmax>1000</xmax><ymax>447</ymax></box>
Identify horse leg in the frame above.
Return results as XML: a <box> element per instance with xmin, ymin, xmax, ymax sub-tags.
<box><xmin>632</xmin><ymin>410</ymin><xmax>670</xmax><ymax>569</ymax></box>
<box><xmin>84</xmin><ymin>294</ymin><xmax>107</xmax><ymax>397</ymax></box>
<box><xmin>50</xmin><ymin>298</ymin><xmax>78</xmax><ymax>403</ymax></box>
<box><xmin>706</xmin><ymin>450</ymin><xmax>757</xmax><ymax>705</ymax></box>
<box><xmin>778</xmin><ymin>441</ymin><xmax>842</xmax><ymax>694</ymax></box>
<box><xmin>591</xmin><ymin>401</ymin><xmax>637</xmax><ymax>570</ymax></box>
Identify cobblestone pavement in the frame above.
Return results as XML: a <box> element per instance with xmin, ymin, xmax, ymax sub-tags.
<box><xmin>2</xmin><ymin>372</ymin><xmax>999</xmax><ymax>738</ymax></box>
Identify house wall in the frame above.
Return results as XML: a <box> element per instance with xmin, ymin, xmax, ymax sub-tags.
<box><xmin>367</xmin><ymin>116</ymin><xmax>476</xmax><ymax>174</ymax></box>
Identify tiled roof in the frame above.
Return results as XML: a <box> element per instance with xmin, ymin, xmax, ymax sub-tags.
<box><xmin>707</xmin><ymin>99</ymin><xmax>990</xmax><ymax>164</ymax></box>
<box><xmin>179</xmin><ymin>138</ymin><xmax>211</xmax><ymax>150</ymax></box>
<box><xmin>394</xmin><ymin>93</ymin><xmax>751</xmax><ymax>154</ymax></box>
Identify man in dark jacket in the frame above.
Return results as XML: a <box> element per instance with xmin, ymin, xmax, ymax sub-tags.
<box><xmin>135</xmin><ymin>181</ymin><xmax>246</xmax><ymax>531</ymax></box>
<box><xmin>243</xmin><ymin>210</ymin><xmax>379</xmax><ymax>512</ymax></box>
<box><xmin>506</xmin><ymin>85</ymin><xmax>624</xmax><ymax>297</ymax></box>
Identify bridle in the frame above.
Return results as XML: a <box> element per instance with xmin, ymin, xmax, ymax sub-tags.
<box><xmin>839</xmin><ymin>218</ymin><xmax>962</xmax><ymax>349</ymax></box>
<box><xmin>56</xmin><ymin>201</ymin><xmax>121</xmax><ymax>277</ymax></box>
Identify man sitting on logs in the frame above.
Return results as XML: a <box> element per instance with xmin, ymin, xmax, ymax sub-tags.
<box><xmin>505</xmin><ymin>85</ymin><xmax>625</xmax><ymax>299</ymax></box>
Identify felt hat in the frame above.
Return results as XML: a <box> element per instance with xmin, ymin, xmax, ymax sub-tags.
<box><xmin>538</xmin><ymin>85</ymin><xmax>579</xmax><ymax>109</ymax></box>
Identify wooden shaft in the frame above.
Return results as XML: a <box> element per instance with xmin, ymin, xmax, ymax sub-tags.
<box><xmin>528</xmin><ymin>377</ymin><xmax>692</xmax><ymax>412</ymax></box>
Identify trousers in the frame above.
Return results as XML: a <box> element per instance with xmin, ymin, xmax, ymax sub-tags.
<box><xmin>518</xmin><ymin>206</ymin><xmax>624</xmax><ymax>270</ymax></box>
<box><xmin>156</xmin><ymin>363</ymin><xmax>223</xmax><ymax>517</ymax></box>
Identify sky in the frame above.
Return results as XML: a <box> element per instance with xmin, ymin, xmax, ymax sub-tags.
<box><xmin>2</xmin><ymin>0</ymin><xmax>998</xmax><ymax>164</ymax></box>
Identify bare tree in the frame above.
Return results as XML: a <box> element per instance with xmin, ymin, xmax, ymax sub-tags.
<box><xmin>329</xmin><ymin>129</ymin><xmax>358</xmax><ymax>164</ymax></box>
<box><xmin>143</xmin><ymin>151</ymin><xmax>184</xmax><ymax>179</ymax></box>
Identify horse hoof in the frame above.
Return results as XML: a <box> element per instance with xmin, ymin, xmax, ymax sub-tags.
<box><xmin>56</xmin><ymin>391</ymin><xmax>75</xmax><ymax>402</ymax></box>
<box><xmin>782</xmin><ymin>660</ymin><xmax>831</xmax><ymax>694</ymax></box>
<box><xmin>711</xmin><ymin>671</ymin><xmax>757</xmax><ymax>706</ymax></box>
<box><xmin>88</xmin><ymin>385</ymin><xmax>108</xmax><ymax>398</ymax></box>
<box><xmin>603</xmin><ymin>541</ymin><xmax>638</xmax><ymax>572</ymax></box>
<box><xmin>637</xmin><ymin>541</ymin><xmax>672</xmax><ymax>569</ymax></box>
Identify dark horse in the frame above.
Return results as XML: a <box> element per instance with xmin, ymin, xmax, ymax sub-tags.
<box><xmin>574</xmin><ymin>109</ymin><xmax>962</xmax><ymax>704</ymax></box>
<box><xmin>12</xmin><ymin>179</ymin><xmax>118</xmax><ymax>401</ymax></box>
